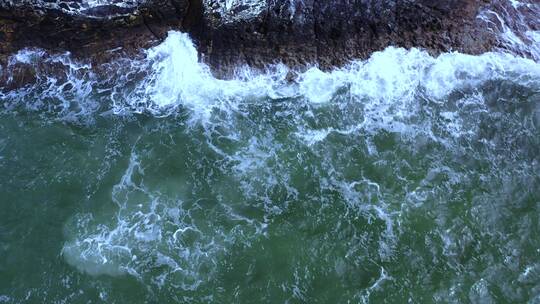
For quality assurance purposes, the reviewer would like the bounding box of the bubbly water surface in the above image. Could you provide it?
[1,31,540,303]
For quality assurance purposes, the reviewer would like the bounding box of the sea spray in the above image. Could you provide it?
[3,31,539,123]
[52,31,540,286]
[1,28,540,303]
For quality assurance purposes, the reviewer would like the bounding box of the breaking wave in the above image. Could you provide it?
[2,31,539,122]
[2,26,540,302]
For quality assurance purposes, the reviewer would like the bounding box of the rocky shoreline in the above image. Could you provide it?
[0,0,539,83]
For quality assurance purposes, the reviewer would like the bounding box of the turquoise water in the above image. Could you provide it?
[1,33,540,303]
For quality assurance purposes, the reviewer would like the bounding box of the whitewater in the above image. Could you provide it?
[1,19,540,303]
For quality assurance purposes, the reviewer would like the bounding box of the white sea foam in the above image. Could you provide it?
[1,49,97,122]
[3,29,537,286]
[2,0,144,17]
[62,149,256,286]
[3,30,539,124]
[2,2,540,301]
[116,31,291,121]
[7,49,46,66]
[478,0,540,61]
[204,0,266,24]
[102,30,540,138]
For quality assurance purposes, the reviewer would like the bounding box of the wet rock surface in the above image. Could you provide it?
[0,0,198,60]
[0,0,538,81]
[197,0,540,75]
[198,0,496,73]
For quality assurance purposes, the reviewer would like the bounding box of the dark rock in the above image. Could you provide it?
[193,0,503,75]
[0,0,200,65]
[0,0,538,85]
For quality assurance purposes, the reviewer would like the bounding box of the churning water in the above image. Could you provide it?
[1,29,540,303]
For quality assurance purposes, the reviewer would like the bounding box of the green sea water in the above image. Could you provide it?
[1,33,540,303]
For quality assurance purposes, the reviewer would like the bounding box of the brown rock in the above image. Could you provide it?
[0,0,538,87]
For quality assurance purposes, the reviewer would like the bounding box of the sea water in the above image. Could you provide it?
[1,25,540,303]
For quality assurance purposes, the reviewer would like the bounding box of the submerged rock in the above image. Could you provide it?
[0,0,538,81]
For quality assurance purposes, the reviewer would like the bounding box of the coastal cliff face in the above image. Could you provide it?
[198,0,495,70]
[197,0,540,71]
[0,0,199,61]
[0,0,538,78]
